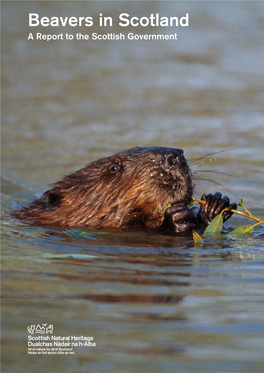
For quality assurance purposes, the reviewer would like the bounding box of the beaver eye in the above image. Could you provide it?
[109,164,122,173]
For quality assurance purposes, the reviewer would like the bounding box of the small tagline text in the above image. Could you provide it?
[28,32,178,41]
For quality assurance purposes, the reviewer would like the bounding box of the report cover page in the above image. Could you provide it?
[1,1,264,373]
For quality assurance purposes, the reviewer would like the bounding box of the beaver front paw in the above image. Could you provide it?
[197,192,237,226]
[163,202,196,233]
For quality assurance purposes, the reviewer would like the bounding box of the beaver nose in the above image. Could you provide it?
[164,149,185,167]
[166,148,184,158]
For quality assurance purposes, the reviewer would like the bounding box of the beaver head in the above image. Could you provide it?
[12,147,194,229]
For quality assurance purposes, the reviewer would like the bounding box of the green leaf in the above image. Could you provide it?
[192,230,203,248]
[188,200,195,207]
[227,224,256,236]
[203,214,223,237]
[164,203,171,211]
[238,199,244,208]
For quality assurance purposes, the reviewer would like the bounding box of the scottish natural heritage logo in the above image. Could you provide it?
[27,324,54,334]
[27,323,96,354]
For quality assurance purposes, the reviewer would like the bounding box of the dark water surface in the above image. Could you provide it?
[1,1,264,373]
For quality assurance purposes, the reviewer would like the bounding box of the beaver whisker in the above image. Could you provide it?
[184,138,203,158]
[193,170,237,179]
[189,156,222,165]
[188,147,242,165]
[194,176,234,196]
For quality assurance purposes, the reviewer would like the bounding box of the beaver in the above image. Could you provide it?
[11,146,237,233]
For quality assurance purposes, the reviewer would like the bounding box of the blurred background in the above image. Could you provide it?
[1,2,264,373]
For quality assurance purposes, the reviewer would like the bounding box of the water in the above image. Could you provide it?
[1,1,264,372]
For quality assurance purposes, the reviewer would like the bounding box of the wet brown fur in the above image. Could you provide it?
[11,147,194,229]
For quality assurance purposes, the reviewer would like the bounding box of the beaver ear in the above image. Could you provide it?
[42,189,63,211]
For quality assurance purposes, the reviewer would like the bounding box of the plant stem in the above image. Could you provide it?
[192,198,264,224]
